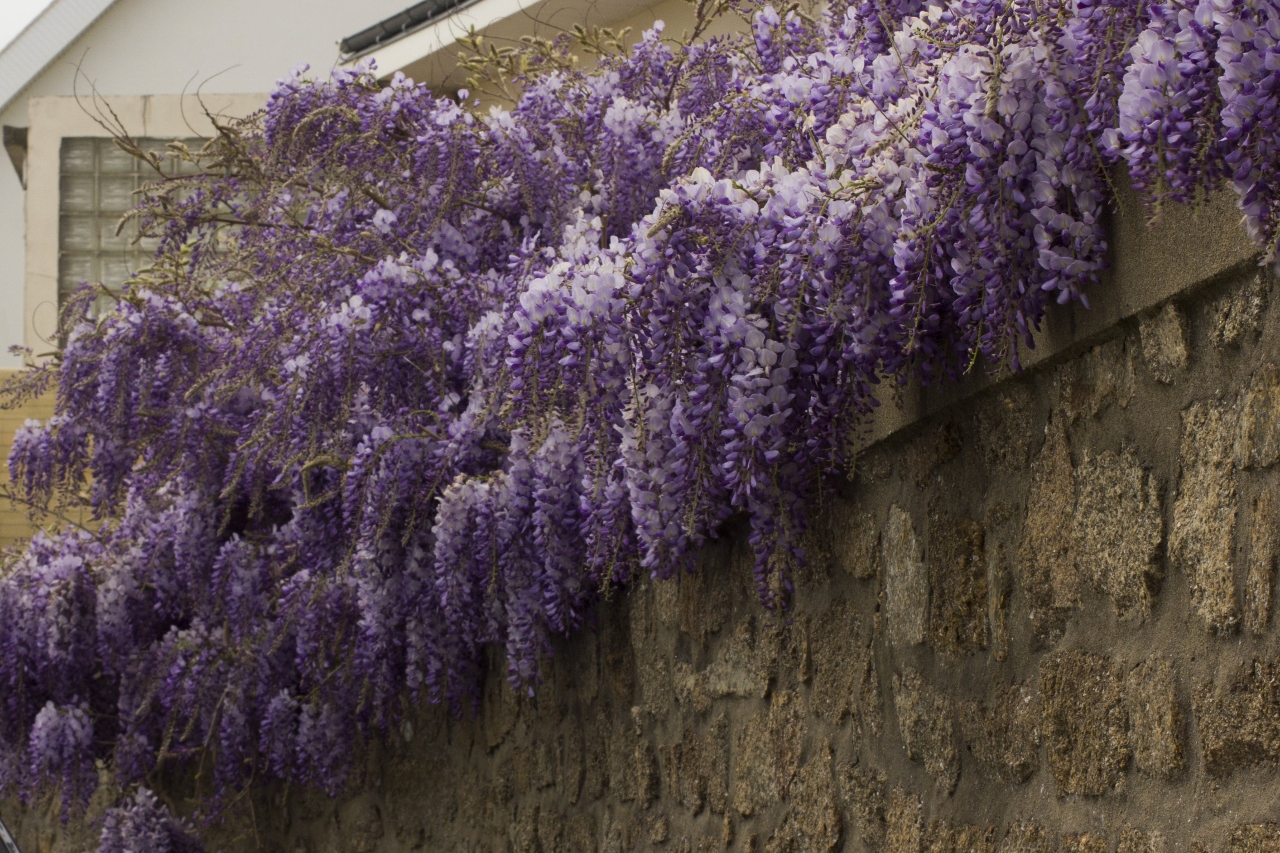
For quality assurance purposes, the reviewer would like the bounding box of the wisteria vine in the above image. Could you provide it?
[2,0,1277,845]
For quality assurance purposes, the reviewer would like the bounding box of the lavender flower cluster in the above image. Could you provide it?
[1,0,1275,845]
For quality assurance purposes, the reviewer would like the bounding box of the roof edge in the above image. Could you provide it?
[0,0,120,117]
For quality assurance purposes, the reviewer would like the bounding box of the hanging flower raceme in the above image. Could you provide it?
[7,0,1280,847]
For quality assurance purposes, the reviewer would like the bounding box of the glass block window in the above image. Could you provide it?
[58,137,202,308]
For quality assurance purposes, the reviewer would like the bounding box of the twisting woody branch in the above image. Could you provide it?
[0,0,1277,846]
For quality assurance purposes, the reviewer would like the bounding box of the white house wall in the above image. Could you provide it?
[0,0,413,366]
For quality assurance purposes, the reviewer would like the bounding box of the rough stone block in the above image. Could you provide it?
[998,821,1054,853]
[907,421,963,486]
[1061,834,1108,853]
[925,821,997,853]
[958,683,1039,784]
[1058,337,1135,421]
[510,803,541,853]
[988,543,1011,662]
[1140,302,1190,383]
[733,691,806,816]
[1229,825,1280,852]
[1018,417,1077,640]
[1237,365,1280,469]
[927,516,987,656]
[1039,650,1130,796]
[810,597,866,724]
[706,713,729,815]
[884,506,928,647]
[733,711,771,818]
[1248,488,1277,636]
[1211,272,1268,347]
[831,500,880,580]
[606,721,637,802]
[565,813,599,853]
[1172,401,1240,633]
[884,789,923,853]
[703,618,772,699]
[1124,656,1184,778]
[1072,448,1163,622]
[769,744,842,853]
[860,651,885,739]
[975,384,1035,473]
[1193,658,1280,776]
[838,763,887,852]
[893,667,959,793]
[636,737,659,809]
[667,724,707,815]
[679,561,730,647]
[1118,829,1167,853]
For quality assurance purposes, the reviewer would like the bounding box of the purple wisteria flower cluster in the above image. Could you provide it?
[1,0,1276,845]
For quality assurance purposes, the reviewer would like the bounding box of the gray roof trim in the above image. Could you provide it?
[0,0,120,116]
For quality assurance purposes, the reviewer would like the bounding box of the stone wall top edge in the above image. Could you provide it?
[865,182,1261,448]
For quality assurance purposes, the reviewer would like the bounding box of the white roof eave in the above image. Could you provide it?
[0,0,120,118]
[339,0,537,80]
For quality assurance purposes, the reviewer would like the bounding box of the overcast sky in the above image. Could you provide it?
[0,0,56,53]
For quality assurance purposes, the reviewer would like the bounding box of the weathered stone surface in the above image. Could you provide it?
[1018,416,1076,641]
[988,543,1011,662]
[1236,365,1280,469]
[337,800,384,853]
[1059,337,1135,421]
[975,385,1035,473]
[998,821,1054,853]
[810,597,866,724]
[702,618,773,699]
[885,506,928,647]
[1061,833,1109,852]
[706,713,729,815]
[566,813,599,852]
[861,651,886,739]
[1072,448,1163,622]
[884,789,924,853]
[831,500,880,580]
[733,711,772,817]
[1229,824,1280,852]
[733,691,806,816]
[958,683,1039,784]
[924,821,997,853]
[771,690,807,800]
[606,721,637,802]
[667,725,707,815]
[927,516,987,656]
[893,668,959,793]
[1140,302,1190,383]
[907,421,963,486]
[769,744,842,853]
[1194,659,1280,777]
[636,736,660,809]
[1125,656,1184,779]
[1172,400,1240,633]
[1212,272,1268,347]
[1040,650,1130,796]
[679,560,730,648]
[1118,829,1167,852]
[1248,489,1277,636]
[838,764,887,852]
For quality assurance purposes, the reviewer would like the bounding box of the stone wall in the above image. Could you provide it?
[11,257,1280,852]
